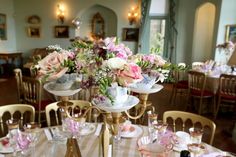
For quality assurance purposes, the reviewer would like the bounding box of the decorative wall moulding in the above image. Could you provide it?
[27,15,41,24]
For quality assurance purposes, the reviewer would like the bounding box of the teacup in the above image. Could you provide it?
[135,74,157,90]
[175,131,190,146]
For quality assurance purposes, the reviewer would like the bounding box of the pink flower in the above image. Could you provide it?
[154,55,167,66]
[117,63,143,86]
[142,54,155,63]
[67,51,76,60]
[116,52,128,59]
[37,51,68,81]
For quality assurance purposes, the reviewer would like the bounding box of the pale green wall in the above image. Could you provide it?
[215,0,236,64]
[175,0,221,65]
[78,5,117,39]
[0,0,17,52]
[12,0,139,58]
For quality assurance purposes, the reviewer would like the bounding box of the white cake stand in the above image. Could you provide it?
[44,82,81,97]
[129,84,163,94]
[92,95,139,113]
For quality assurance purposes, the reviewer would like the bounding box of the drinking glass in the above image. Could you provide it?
[24,122,41,157]
[6,119,20,157]
[16,131,31,157]
[147,113,158,142]
[189,127,203,144]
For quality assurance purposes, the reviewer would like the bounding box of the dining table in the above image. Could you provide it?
[1,123,233,157]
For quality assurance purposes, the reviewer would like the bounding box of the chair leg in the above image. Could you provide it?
[198,98,203,115]
[214,97,221,119]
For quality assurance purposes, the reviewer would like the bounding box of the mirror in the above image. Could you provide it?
[91,12,105,40]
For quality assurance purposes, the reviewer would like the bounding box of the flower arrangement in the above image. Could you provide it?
[132,54,171,83]
[216,41,235,54]
[95,57,143,104]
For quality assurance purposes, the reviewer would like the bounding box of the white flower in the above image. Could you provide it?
[106,57,127,70]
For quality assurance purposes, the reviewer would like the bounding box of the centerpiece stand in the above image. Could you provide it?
[44,82,84,157]
[129,84,164,124]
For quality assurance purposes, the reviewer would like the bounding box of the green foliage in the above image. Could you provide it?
[98,77,113,102]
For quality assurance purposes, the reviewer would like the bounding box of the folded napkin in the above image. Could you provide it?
[108,144,112,157]
[44,129,52,141]
[95,123,102,136]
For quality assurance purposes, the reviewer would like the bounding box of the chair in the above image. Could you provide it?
[14,68,52,123]
[0,104,35,137]
[169,64,189,105]
[163,110,216,145]
[45,100,92,127]
[187,70,215,115]
[215,74,236,119]
[14,68,23,103]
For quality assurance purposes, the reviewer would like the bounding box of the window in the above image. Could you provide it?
[148,0,168,56]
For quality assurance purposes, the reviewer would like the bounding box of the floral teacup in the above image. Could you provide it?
[107,83,128,106]
[135,74,157,90]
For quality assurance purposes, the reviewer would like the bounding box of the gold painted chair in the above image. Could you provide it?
[14,68,52,123]
[45,100,92,127]
[0,104,35,137]
[215,74,236,119]
[187,70,215,115]
[14,68,24,103]
[169,65,188,105]
[163,110,216,145]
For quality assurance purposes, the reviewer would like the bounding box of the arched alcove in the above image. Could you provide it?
[192,2,216,62]
[75,4,117,40]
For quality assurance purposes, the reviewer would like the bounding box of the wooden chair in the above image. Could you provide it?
[169,65,188,105]
[215,74,236,119]
[14,68,23,103]
[45,100,92,127]
[163,110,216,145]
[0,104,35,137]
[187,70,215,115]
[14,68,52,123]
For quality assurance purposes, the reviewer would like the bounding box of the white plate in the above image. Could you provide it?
[80,123,96,136]
[44,82,81,97]
[120,125,142,138]
[0,137,13,154]
[130,84,163,94]
[92,95,139,113]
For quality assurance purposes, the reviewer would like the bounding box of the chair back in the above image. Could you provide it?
[14,68,23,103]
[188,70,206,96]
[219,74,236,98]
[0,104,35,137]
[163,110,216,145]
[45,100,92,127]
[22,76,44,122]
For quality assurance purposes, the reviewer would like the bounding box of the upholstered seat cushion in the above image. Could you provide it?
[190,89,214,97]
[219,93,236,101]
[176,80,188,89]
[34,100,54,111]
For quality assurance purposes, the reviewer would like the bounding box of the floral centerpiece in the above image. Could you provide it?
[93,57,143,106]
[131,54,171,89]
[34,45,82,90]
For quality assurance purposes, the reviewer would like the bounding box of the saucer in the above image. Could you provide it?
[92,95,139,113]
[130,84,163,94]
[44,82,81,96]
[80,123,96,136]
[0,137,13,153]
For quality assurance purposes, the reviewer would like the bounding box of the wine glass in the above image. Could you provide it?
[16,131,31,157]
[147,112,158,142]
[6,119,20,156]
[24,122,41,157]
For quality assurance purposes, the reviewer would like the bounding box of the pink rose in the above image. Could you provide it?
[37,51,68,81]
[117,63,143,86]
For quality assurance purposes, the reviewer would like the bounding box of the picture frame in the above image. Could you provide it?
[0,13,7,40]
[28,26,40,38]
[55,25,69,38]
[122,28,139,41]
[27,15,41,24]
[225,24,236,43]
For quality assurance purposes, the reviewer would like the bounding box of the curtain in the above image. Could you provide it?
[138,0,151,53]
